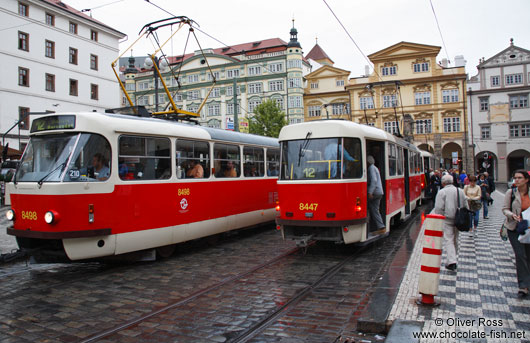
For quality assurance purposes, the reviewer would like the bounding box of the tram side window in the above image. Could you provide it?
[176,139,210,179]
[343,138,362,179]
[243,146,264,177]
[214,143,240,178]
[397,146,404,176]
[415,153,421,173]
[409,150,415,174]
[118,136,171,180]
[266,148,280,177]
[388,143,397,176]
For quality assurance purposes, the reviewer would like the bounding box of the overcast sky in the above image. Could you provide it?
[66,0,530,77]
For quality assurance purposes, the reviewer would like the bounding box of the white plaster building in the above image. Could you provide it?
[0,0,125,152]
[468,39,530,183]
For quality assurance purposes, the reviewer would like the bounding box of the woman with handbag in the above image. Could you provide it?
[502,169,530,298]
[477,174,490,219]
[464,175,482,232]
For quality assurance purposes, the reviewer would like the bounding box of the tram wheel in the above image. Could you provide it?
[156,244,176,259]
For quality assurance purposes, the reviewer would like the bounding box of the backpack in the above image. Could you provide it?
[455,188,472,231]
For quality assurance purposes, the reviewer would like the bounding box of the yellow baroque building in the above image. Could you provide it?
[346,42,470,171]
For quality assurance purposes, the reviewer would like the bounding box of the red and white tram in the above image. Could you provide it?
[275,120,423,246]
[6,112,279,262]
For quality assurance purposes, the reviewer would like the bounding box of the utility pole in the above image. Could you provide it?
[233,78,239,132]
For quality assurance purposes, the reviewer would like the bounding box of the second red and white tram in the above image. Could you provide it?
[6,112,279,262]
[275,120,423,246]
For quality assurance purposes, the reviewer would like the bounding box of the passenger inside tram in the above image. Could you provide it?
[186,160,204,178]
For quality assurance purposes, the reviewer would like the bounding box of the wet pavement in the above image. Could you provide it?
[0,204,428,342]
[388,190,530,342]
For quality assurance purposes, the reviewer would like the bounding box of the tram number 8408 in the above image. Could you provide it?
[299,203,318,211]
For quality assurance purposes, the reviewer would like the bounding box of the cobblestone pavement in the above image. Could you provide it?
[388,190,530,342]
[0,204,428,343]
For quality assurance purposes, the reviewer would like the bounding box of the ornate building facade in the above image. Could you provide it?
[122,25,311,131]
[346,42,469,171]
[468,39,530,183]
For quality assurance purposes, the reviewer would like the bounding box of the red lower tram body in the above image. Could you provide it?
[8,179,277,262]
[276,176,422,245]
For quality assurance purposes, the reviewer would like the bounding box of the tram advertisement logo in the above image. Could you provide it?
[179,198,189,213]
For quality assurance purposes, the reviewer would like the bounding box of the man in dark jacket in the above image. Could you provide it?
[484,172,495,205]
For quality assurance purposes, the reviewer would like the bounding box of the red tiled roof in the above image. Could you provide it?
[41,0,125,36]
[306,43,334,63]
[167,38,288,64]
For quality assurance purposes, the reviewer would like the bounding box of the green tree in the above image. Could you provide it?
[249,99,287,138]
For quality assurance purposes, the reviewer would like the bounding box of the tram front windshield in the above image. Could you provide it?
[280,137,362,180]
[16,133,111,182]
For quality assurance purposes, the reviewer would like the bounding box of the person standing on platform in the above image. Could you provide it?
[502,170,530,298]
[430,170,441,203]
[464,175,482,232]
[433,174,468,271]
[367,155,385,232]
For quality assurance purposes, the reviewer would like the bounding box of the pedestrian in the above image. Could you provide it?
[433,174,468,271]
[477,174,490,219]
[502,169,530,298]
[484,172,495,205]
[367,155,385,232]
[464,175,482,232]
[459,170,467,188]
[430,170,441,203]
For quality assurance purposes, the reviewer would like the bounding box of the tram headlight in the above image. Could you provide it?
[6,209,15,221]
[44,210,59,224]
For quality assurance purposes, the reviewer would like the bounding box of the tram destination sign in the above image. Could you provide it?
[30,115,76,133]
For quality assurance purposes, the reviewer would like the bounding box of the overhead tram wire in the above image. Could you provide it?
[144,0,351,123]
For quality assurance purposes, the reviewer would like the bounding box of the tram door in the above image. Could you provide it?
[366,140,386,231]
[404,148,411,215]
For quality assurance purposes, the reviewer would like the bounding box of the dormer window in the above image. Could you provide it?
[382,66,396,76]
[413,62,429,72]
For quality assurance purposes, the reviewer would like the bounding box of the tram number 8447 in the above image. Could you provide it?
[299,203,319,211]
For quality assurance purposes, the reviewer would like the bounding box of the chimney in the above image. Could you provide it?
[440,58,448,68]
[364,65,370,76]
[454,55,466,67]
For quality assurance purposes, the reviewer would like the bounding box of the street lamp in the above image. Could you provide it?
[144,56,168,113]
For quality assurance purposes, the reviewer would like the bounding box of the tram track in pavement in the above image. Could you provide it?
[78,245,302,343]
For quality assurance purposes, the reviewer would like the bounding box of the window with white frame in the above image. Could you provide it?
[273,97,284,109]
[138,81,150,90]
[414,92,431,105]
[187,105,199,114]
[336,80,345,87]
[227,69,240,78]
[415,119,432,134]
[211,87,220,98]
[384,121,399,134]
[249,99,262,112]
[310,82,319,89]
[187,74,199,83]
[332,103,349,115]
[509,124,530,138]
[227,102,240,115]
[382,66,397,76]
[506,74,523,85]
[383,94,397,108]
[442,89,459,103]
[364,122,375,127]
[226,85,240,96]
[207,103,220,116]
[187,90,200,100]
[268,63,283,73]
[360,96,374,110]
[481,126,491,139]
[287,59,302,69]
[288,78,302,88]
[173,93,182,101]
[288,95,302,108]
[510,94,528,108]
[207,71,220,81]
[137,96,149,106]
[268,80,283,92]
[479,97,489,111]
[491,76,500,87]
[443,117,460,132]
[308,105,321,117]
[413,62,429,72]
[157,94,167,104]
[125,83,135,91]
[248,82,262,94]
[248,65,261,76]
